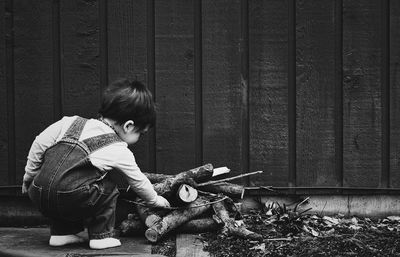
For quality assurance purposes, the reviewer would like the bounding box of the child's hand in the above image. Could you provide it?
[21,180,31,194]
[153,195,171,208]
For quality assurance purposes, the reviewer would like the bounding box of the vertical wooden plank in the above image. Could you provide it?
[53,0,62,120]
[288,0,296,190]
[194,0,203,166]
[343,0,382,187]
[107,0,150,172]
[203,0,242,176]
[390,0,400,187]
[380,0,389,188]
[240,0,249,183]
[60,0,100,117]
[147,0,156,172]
[335,0,344,189]
[14,0,54,183]
[0,0,8,185]
[99,0,107,93]
[155,0,196,173]
[296,0,337,187]
[108,0,147,83]
[249,0,289,186]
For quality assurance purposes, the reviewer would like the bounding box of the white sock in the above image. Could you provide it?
[89,238,121,250]
[49,235,85,246]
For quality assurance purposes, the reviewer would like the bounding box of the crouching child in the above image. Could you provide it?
[21,79,170,249]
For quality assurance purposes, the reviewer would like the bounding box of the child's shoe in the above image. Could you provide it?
[49,235,85,246]
[89,238,121,249]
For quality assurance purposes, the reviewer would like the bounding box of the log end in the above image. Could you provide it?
[177,184,198,203]
[145,228,159,243]
[145,214,162,228]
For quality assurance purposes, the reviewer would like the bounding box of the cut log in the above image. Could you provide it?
[119,214,146,235]
[120,217,222,237]
[145,196,212,243]
[199,182,245,199]
[135,198,170,228]
[175,217,223,233]
[145,172,244,199]
[144,165,229,184]
[212,200,263,241]
[152,164,214,198]
[144,173,174,183]
[177,184,198,203]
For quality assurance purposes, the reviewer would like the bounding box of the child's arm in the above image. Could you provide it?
[23,118,64,187]
[90,146,170,208]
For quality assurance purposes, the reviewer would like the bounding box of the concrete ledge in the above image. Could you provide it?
[1,194,400,227]
[241,195,400,218]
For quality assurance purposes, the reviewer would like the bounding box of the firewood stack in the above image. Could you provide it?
[119,164,263,243]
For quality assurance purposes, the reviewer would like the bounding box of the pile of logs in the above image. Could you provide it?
[119,164,263,243]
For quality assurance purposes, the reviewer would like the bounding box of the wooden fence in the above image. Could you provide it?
[1,0,400,194]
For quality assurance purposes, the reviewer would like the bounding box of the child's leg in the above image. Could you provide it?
[87,182,121,249]
[49,219,85,246]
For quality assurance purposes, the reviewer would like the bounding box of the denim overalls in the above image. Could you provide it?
[28,117,122,239]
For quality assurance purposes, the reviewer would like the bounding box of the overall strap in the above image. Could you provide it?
[62,116,88,141]
[83,133,123,153]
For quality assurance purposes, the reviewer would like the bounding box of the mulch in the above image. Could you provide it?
[201,204,400,257]
[151,199,400,257]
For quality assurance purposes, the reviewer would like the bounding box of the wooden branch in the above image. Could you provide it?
[197,170,263,187]
[145,196,212,243]
[135,197,170,228]
[152,164,214,198]
[199,182,245,199]
[119,214,146,235]
[119,217,222,237]
[144,164,231,185]
[212,200,263,241]
[144,173,174,183]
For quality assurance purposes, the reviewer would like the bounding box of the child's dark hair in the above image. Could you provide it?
[99,79,156,131]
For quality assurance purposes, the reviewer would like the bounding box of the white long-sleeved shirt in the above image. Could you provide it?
[23,116,158,204]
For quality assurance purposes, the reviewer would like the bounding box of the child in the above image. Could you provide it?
[21,79,170,249]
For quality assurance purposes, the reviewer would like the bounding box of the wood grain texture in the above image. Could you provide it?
[0,0,7,185]
[390,0,400,188]
[176,234,211,257]
[249,0,288,186]
[202,0,242,176]
[154,0,196,173]
[14,0,54,182]
[296,0,337,187]
[343,0,382,187]
[107,0,150,173]
[60,0,100,117]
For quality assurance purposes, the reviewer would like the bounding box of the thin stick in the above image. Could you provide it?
[266,237,293,241]
[122,196,229,210]
[197,171,263,187]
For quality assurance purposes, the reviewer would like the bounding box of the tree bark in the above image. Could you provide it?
[119,217,222,237]
[143,172,174,183]
[134,197,170,227]
[199,182,245,199]
[152,164,214,198]
[145,196,212,242]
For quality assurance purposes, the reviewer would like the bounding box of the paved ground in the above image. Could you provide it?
[0,227,210,257]
[0,227,164,257]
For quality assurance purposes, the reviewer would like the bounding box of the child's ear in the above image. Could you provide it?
[123,120,135,132]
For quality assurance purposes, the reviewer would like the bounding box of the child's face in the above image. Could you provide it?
[118,121,149,145]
